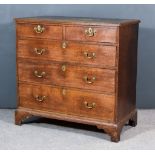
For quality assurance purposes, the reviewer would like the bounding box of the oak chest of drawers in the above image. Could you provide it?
[15,17,140,142]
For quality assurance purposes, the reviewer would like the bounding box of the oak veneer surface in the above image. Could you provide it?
[15,16,140,142]
[19,83,115,121]
[18,61,116,93]
[18,39,117,68]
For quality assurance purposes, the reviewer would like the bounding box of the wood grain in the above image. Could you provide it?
[17,38,117,68]
[65,26,118,43]
[19,83,115,121]
[18,61,116,93]
[116,24,139,122]
[17,23,62,40]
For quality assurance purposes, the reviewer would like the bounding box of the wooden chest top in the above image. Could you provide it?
[15,16,140,26]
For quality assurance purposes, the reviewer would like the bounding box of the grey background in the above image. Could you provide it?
[0,4,154,108]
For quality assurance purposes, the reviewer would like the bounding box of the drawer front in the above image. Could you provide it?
[17,23,62,40]
[19,83,115,121]
[18,39,117,68]
[18,62,116,93]
[65,26,117,43]
[17,39,62,59]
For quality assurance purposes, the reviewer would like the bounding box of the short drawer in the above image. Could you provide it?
[17,39,117,68]
[65,26,118,43]
[19,83,115,121]
[18,61,116,93]
[16,23,62,40]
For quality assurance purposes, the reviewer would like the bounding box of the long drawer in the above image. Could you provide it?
[17,39,117,68]
[19,83,115,121]
[18,61,116,93]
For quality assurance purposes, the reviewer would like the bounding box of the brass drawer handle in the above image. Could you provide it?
[83,76,96,84]
[84,101,96,109]
[61,64,66,72]
[85,27,96,37]
[34,25,45,33]
[34,48,45,55]
[83,51,96,59]
[62,42,67,49]
[34,70,46,78]
[35,95,46,102]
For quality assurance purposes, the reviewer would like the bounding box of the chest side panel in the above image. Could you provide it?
[116,24,139,122]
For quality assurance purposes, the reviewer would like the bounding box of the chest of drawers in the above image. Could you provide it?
[15,17,140,142]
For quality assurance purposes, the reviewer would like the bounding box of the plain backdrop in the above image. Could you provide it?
[0,4,154,108]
